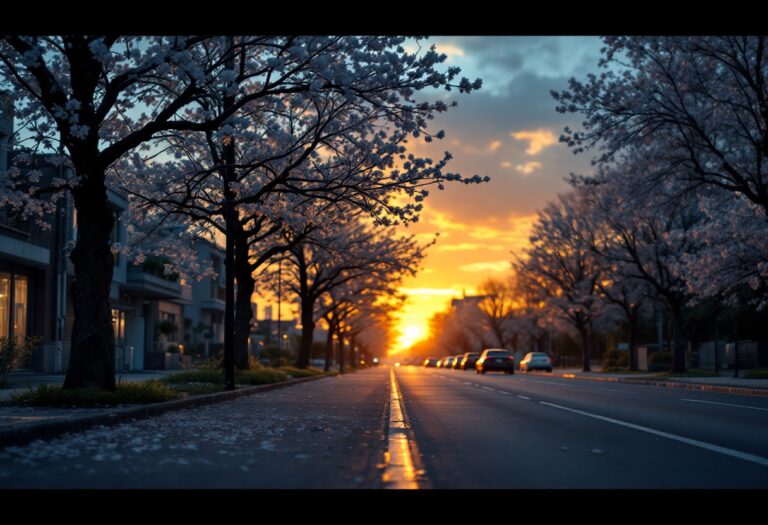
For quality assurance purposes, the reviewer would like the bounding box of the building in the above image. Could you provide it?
[182,237,226,359]
[1,99,231,372]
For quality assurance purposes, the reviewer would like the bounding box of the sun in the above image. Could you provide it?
[393,323,426,354]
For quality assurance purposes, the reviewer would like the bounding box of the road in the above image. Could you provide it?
[0,366,767,488]
[397,366,768,488]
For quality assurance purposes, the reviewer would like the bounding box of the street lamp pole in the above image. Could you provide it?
[277,259,282,367]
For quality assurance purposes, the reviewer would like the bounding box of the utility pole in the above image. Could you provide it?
[277,259,282,367]
[222,36,236,390]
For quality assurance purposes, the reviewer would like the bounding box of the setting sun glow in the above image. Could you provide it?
[395,324,426,354]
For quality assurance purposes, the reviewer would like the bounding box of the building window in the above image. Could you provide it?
[0,273,9,338]
[13,276,27,339]
[112,308,125,347]
[0,272,28,339]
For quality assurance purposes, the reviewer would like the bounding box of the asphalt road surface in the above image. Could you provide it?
[1,365,766,488]
[397,366,768,488]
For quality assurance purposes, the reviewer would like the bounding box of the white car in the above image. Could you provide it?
[519,352,553,372]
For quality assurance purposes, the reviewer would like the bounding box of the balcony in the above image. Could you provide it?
[123,265,182,299]
[199,296,225,312]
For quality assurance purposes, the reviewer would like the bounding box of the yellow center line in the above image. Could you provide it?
[383,368,420,489]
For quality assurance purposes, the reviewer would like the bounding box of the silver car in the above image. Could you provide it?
[519,352,553,372]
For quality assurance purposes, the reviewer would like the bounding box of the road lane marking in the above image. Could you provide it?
[499,391,511,395]
[539,401,768,468]
[681,399,768,412]
[517,395,531,401]
[481,386,497,392]
[384,369,426,489]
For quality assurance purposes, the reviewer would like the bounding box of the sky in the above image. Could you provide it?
[391,36,604,352]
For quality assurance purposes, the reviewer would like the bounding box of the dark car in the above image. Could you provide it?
[451,355,465,369]
[519,352,553,372]
[423,357,439,367]
[459,352,481,370]
[476,349,515,374]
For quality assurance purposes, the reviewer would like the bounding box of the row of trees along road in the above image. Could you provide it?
[0,36,486,390]
[417,37,768,374]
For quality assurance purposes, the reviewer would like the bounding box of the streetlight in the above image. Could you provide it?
[277,258,282,366]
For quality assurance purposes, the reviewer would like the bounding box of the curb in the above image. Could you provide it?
[529,371,768,397]
[0,373,331,449]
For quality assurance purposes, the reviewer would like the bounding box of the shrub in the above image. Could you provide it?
[279,366,323,378]
[0,336,40,387]
[649,352,673,364]
[157,320,178,336]
[744,369,768,379]
[162,369,224,385]
[616,353,629,367]
[10,380,176,407]
[602,349,620,369]
[237,368,287,385]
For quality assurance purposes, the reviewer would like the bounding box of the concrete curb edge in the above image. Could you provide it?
[532,371,768,397]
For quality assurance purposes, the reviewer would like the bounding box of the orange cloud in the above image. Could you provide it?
[399,287,461,297]
[515,161,542,175]
[458,260,511,273]
[437,242,504,252]
[488,140,503,152]
[510,128,557,155]
[428,210,467,232]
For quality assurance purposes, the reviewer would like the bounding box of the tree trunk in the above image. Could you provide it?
[233,232,254,370]
[670,304,687,374]
[337,326,344,374]
[578,324,592,372]
[627,313,639,371]
[324,321,334,372]
[296,296,315,368]
[349,334,357,370]
[64,177,116,391]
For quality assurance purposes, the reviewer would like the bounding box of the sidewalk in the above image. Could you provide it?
[533,367,768,396]
[0,369,330,449]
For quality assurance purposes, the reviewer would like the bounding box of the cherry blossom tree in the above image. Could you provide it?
[116,35,484,384]
[265,213,428,368]
[1,36,483,389]
[553,36,768,306]
[514,189,606,371]
[581,162,704,373]
[476,277,518,351]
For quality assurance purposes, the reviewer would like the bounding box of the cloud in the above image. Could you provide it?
[458,260,511,273]
[435,43,465,61]
[511,129,558,155]
[399,287,461,297]
[488,140,503,152]
[515,161,543,175]
[436,243,504,252]
[427,209,467,232]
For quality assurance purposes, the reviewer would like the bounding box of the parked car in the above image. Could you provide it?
[451,355,465,369]
[423,357,440,367]
[476,349,515,374]
[459,352,481,370]
[519,352,553,372]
